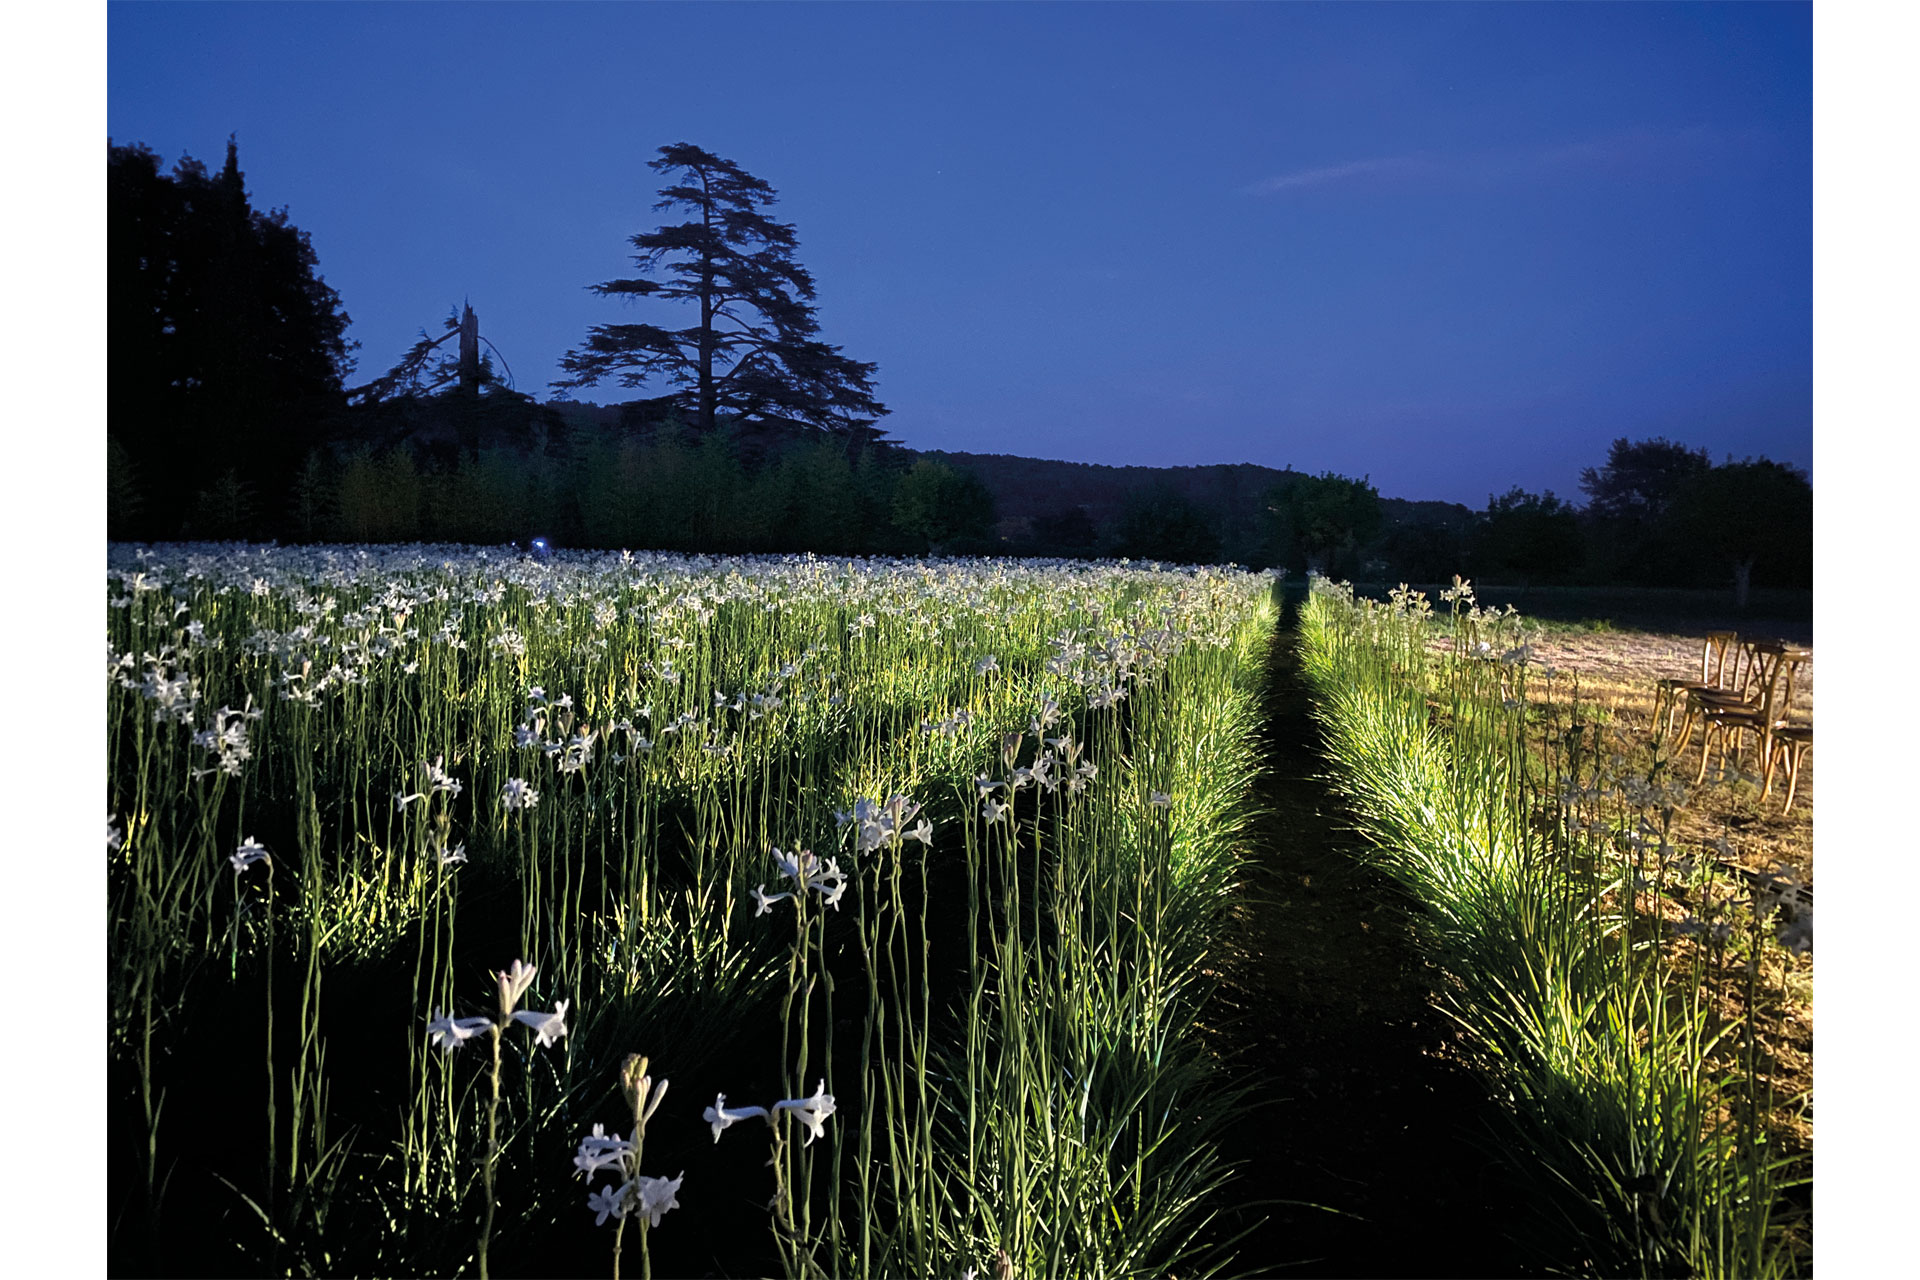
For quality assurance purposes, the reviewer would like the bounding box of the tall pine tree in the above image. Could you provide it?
[555,143,885,438]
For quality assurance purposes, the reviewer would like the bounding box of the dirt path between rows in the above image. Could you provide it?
[1202,600,1536,1279]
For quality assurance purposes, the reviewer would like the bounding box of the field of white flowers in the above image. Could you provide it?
[107,544,1277,1278]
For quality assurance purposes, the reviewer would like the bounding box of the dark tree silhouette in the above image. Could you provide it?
[1578,437,1712,523]
[1670,458,1812,606]
[890,458,997,553]
[108,138,355,537]
[1381,514,1469,584]
[1030,506,1099,557]
[1577,437,1713,584]
[348,304,559,463]
[1472,487,1585,584]
[556,143,885,437]
[1114,487,1222,564]
[1268,472,1383,573]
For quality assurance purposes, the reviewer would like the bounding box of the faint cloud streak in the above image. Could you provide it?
[1245,127,1735,197]
[1243,154,1433,195]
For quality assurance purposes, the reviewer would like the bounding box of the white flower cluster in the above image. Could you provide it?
[975,712,1101,822]
[837,795,932,855]
[189,701,261,779]
[575,1062,681,1229]
[753,846,850,914]
[396,754,465,809]
[425,958,568,1052]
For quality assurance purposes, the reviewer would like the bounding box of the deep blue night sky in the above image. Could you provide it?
[106,1,1812,507]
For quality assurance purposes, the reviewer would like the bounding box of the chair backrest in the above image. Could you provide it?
[1703,631,1738,688]
[1745,645,1795,723]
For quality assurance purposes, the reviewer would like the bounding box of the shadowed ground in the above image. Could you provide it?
[1203,596,1536,1279]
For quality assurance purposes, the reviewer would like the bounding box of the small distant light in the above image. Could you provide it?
[532,537,550,554]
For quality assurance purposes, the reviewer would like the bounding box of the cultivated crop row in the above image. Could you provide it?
[1298,577,1808,1279]
[108,544,1275,1278]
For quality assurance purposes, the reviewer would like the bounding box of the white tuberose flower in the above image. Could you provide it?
[496,959,538,1013]
[773,1079,837,1146]
[501,777,540,810]
[426,1011,494,1053]
[634,1172,684,1228]
[511,999,569,1047]
[230,837,270,873]
[703,1092,771,1143]
[586,1181,630,1226]
[574,1123,635,1179]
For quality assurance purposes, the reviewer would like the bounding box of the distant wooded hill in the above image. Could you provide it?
[543,403,1475,567]
[915,449,1472,565]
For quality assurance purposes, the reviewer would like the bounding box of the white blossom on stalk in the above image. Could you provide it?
[573,1123,635,1179]
[427,1012,495,1053]
[586,1181,630,1226]
[501,777,540,811]
[772,847,818,882]
[1000,732,1023,769]
[425,756,463,796]
[230,837,270,873]
[752,884,793,917]
[497,959,538,1012]
[634,1172,683,1227]
[773,1080,837,1146]
[109,815,123,852]
[511,1000,569,1047]
[702,1093,771,1143]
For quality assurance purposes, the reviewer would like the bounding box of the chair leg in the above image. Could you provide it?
[1780,743,1806,814]
[1664,692,1689,744]
[1676,704,1702,767]
[1695,720,1719,785]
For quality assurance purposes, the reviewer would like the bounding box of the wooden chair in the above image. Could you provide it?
[1767,723,1813,813]
[1675,634,1768,763]
[1692,639,1811,788]
[1653,630,1738,746]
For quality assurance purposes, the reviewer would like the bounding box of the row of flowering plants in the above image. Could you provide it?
[1296,576,1808,1278]
[107,542,1275,1277]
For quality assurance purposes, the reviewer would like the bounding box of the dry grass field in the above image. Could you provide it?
[1528,626,1813,883]
[1523,623,1814,1164]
